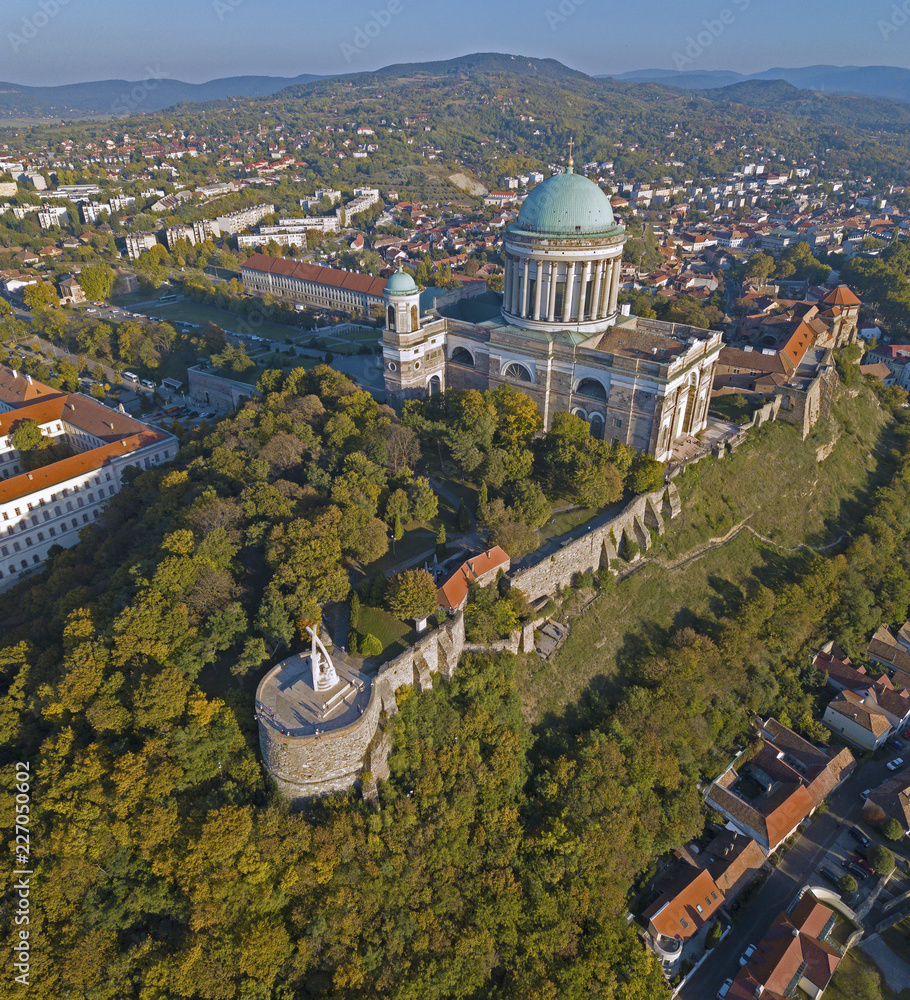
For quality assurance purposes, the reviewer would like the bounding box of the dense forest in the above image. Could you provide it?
[0,357,909,997]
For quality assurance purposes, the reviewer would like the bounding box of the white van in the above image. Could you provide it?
[123,372,139,383]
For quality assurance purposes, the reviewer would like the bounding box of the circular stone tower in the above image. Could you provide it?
[501,159,625,335]
[256,628,380,802]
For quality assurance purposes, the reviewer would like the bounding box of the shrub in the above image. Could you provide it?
[705,920,723,949]
[360,634,383,657]
[839,874,858,895]
[869,844,895,876]
[882,817,904,841]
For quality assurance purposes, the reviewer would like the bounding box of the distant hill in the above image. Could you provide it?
[0,73,327,118]
[369,52,590,83]
[605,64,910,103]
[697,78,910,131]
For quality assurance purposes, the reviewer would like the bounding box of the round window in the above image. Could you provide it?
[387,362,397,372]
[414,361,421,370]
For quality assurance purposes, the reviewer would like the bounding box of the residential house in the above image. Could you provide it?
[728,895,843,1000]
[868,624,910,677]
[57,275,85,305]
[705,718,855,854]
[823,690,892,750]
[642,865,725,970]
[863,764,910,838]
[436,547,511,613]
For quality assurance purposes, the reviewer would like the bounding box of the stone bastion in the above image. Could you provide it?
[257,485,679,801]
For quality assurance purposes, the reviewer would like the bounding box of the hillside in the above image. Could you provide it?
[608,64,910,103]
[523,382,896,725]
[0,73,326,119]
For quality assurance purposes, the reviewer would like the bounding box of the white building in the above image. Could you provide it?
[215,203,275,235]
[124,232,160,260]
[38,205,69,229]
[0,368,176,590]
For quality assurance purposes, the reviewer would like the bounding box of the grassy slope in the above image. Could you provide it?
[658,386,891,559]
[519,384,894,726]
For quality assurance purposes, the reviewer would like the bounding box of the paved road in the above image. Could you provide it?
[680,750,907,999]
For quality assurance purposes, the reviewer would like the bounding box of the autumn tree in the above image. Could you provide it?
[387,568,438,621]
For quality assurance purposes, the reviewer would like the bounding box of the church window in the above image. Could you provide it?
[576,378,607,401]
[451,347,474,367]
[503,362,533,383]
[613,418,622,428]
[387,362,397,372]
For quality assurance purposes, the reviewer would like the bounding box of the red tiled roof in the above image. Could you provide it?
[242,253,388,298]
[0,430,166,505]
[643,867,724,941]
[437,546,511,611]
[820,284,860,307]
[0,369,64,409]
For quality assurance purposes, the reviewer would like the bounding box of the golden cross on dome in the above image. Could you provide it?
[567,137,575,167]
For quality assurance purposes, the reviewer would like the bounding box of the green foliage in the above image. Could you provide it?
[24,281,59,311]
[387,568,438,621]
[77,262,115,301]
[360,632,383,657]
[868,844,895,876]
[629,454,666,495]
[839,873,859,895]
[705,919,724,949]
[881,817,904,841]
[212,342,255,376]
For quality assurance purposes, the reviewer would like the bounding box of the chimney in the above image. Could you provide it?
[11,369,17,379]
[25,375,32,385]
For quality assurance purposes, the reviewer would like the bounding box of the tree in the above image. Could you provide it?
[436,524,447,560]
[629,454,665,494]
[868,844,895,876]
[77,263,116,301]
[387,568,438,621]
[705,920,723,949]
[839,873,858,895]
[457,500,471,532]
[881,817,905,841]
[360,633,383,657]
[407,477,439,523]
[24,282,59,312]
[745,251,775,284]
[10,418,45,454]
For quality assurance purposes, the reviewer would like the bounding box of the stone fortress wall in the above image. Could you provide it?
[258,486,681,802]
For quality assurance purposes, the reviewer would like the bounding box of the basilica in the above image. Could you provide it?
[382,157,723,462]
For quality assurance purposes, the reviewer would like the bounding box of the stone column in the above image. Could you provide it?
[592,259,605,319]
[581,260,593,319]
[533,260,544,320]
[510,256,521,315]
[521,257,531,318]
[547,261,559,322]
[502,255,513,312]
[562,261,575,323]
[608,256,621,315]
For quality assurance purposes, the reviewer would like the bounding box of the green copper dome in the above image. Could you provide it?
[513,170,616,237]
[385,268,419,296]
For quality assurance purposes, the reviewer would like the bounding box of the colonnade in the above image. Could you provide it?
[502,254,622,324]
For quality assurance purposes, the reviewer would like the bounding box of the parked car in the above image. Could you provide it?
[848,827,872,849]
[819,866,841,888]
[739,944,757,966]
[887,757,905,771]
[851,853,875,875]
[845,862,868,882]
[861,788,872,799]
[888,737,905,750]
[140,379,155,389]
[718,980,733,999]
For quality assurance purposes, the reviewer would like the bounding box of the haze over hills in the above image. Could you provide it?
[605,65,910,103]
[0,73,326,119]
[2,52,910,133]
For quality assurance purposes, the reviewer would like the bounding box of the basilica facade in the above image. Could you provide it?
[382,162,723,462]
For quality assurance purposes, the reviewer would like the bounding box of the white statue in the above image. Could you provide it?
[307,626,339,692]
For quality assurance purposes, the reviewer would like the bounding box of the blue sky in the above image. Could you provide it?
[3,0,907,86]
